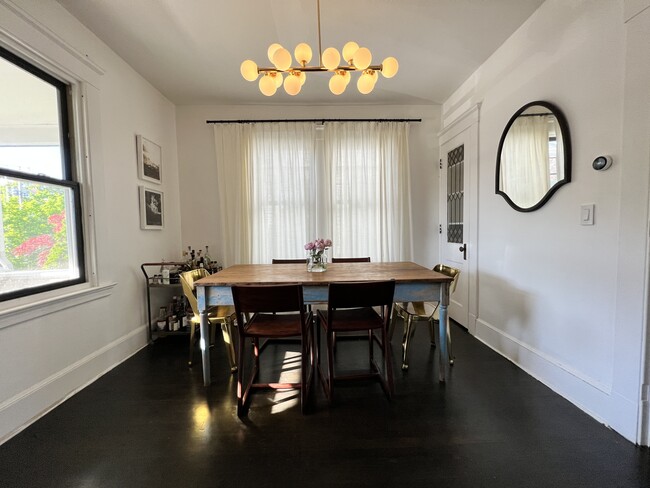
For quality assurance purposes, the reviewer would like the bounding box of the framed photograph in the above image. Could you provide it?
[139,186,164,230]
[136,134,162,184]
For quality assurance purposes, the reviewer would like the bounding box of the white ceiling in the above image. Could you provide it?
[55,0,544,106]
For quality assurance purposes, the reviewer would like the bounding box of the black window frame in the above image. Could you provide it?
[0,45,86,301]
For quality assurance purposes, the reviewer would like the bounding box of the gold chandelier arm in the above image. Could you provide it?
[258,64,383,74]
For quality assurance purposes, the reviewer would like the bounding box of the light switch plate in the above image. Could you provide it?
[581,204,595,225]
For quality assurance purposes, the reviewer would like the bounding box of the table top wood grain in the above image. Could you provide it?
[195,261,452,287]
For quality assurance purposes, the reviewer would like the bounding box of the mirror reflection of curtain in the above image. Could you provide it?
[500,115,551,208]
[213,121,411,266]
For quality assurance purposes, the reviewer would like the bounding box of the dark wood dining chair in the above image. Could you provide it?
[317,280,395,403]
[231,284,314,417]
[389,264,460,370]
[331,257,371,263]
[271,258,307,264]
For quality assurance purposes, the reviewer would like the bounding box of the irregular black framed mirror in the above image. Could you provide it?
[496,101,571,212]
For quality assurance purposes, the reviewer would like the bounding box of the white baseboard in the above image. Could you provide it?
[0,325,147,445]
[475,318,640,444]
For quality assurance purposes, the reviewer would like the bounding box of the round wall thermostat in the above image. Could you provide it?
[592,155,612,171]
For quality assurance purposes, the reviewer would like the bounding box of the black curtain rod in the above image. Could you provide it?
[206,118,421,124]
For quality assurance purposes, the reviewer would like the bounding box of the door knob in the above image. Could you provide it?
[459,243,467,260]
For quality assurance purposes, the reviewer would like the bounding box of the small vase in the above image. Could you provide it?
[307,251,328,272]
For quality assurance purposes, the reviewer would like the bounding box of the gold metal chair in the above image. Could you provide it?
[389,264,460,370]
[180,269,237,373]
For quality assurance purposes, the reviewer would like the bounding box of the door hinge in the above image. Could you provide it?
[439,224,442,234]
[439,159,442,170]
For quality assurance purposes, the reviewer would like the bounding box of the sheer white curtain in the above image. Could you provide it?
[214,123,251,267]
[500,115,551,208]
[324,122,412,261]
[214,122,316,265]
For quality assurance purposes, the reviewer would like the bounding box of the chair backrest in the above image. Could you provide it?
[433,264,461,294]
[272,258,307,264]
[331,257,371,263]
[327,280,395,314]
[180,268,210,316]
[232,284,306,315]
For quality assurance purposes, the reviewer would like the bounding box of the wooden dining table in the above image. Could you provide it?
[195,261,453,386]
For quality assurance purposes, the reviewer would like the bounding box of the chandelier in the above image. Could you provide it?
[239,0,399,97]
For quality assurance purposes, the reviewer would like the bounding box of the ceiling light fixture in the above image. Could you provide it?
[240,0,398,96]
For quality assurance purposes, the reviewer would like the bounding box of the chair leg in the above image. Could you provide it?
[188,323,197,367]
[383,326,394,398]
[388,305,399,340]
[253,338,260,382]
[220,318,238,373]
[401,316,415,370]
[210,321,217,347]
[301,335,309,414]
[428,318,436,348]
[236,331,246,418]
[326,330,335,403]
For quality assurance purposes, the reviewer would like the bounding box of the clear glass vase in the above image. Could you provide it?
[307,250,328,272]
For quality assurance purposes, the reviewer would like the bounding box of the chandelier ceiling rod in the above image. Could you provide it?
[240,0,399,96]
[317,0,323,67]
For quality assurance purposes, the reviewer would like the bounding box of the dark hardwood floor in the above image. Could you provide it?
[1,321,648,487]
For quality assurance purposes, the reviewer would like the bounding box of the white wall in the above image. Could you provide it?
[175,104,441,268]
[442,0,650,443]
[0,0,182,443]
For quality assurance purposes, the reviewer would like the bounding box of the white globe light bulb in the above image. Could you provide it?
[341,70,351,86]
[357,72,375,94]
[296,71,307,86]
[284,74,302,96]
[272,47,292,71]
[381,57,399,78]
[240,60,258,81]
[353,47,372,70]
[273,71,284,88]
[259,75,277,96]
[267,43,283,63]
[322,47,341,70]
[342,41,359,64]
[329,73,346,95]
[294,43,313,65]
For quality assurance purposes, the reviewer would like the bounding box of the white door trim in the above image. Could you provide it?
[438,103,480,335]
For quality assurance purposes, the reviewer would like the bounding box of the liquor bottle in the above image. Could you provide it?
[161,260,170,284]
[204,246,212,268]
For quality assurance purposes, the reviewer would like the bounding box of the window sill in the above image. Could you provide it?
[0,282,116,330]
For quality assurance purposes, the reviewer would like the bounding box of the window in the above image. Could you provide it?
[0,46,85,301]
[213,121,411,265]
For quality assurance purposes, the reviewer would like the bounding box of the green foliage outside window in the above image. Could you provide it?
[1,181,68,270]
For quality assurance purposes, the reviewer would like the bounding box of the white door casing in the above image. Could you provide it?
[439,105,479,334]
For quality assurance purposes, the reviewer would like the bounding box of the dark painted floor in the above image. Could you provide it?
[1,321,648,487]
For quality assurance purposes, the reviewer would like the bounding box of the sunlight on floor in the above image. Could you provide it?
[270,350,301,414]
[192,403,211,440]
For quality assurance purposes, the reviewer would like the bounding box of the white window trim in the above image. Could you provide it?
[0,3,106,313]
[0,281,116,330]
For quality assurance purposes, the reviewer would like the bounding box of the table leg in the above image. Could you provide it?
[437,282,449,382]
[199,310,211,386]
